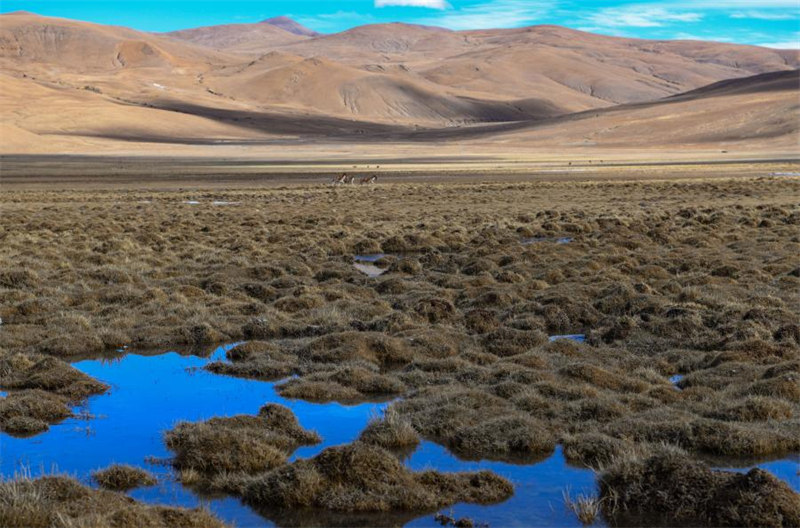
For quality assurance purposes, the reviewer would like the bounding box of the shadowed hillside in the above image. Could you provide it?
[0,12,798,154]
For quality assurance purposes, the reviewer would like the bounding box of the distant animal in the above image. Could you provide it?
[360,174,378,184]
[332,173,348,185]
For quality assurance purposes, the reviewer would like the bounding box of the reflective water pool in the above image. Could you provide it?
[521,237,574,246]
[548,334,586,343]
[1,345,797,527]
[353,262,388,277]
[354,254,389,277]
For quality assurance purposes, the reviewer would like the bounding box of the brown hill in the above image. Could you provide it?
[261,16,319,37]
[202,53,564,123]
[164,20,307,53]
[165,19,798,115]
[477,69,800,150]
[1,12,798,155]
[279,24,798,108]
[0,12,234,73]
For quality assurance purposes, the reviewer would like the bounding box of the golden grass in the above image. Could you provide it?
[0,469,227,528]
[91,464,157,491]
[1,174,799,520]
[598,446,800,526]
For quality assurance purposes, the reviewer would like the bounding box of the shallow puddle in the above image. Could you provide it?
[1,345,797,527]
[669,374,684,388]
[354,254,389,277]
[549,334,586,343]
[522,237,573,246]
[354,254,387,262]
[353,262,387,277]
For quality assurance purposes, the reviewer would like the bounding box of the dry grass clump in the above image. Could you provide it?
[207,341,297,381]
[598,447,800,526]
[91,464,157,491]
[0,390,72,436]
[1,177,799,482]
[300,331,413,367]
[278,365,405,403]
[165,404,320,479]
[562,433,637,469]
[242,441,513,512]
[0,351,108,435]
[359,407,420,451]
[397,387,556,460]
[0,352,108,399]
[563,490,602,525]
[0,472,227,528]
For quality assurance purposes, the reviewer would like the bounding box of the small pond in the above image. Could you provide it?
[1,345,797,527]
[521,237,573,246]
[548,334,586,343]
[354,254,390,277]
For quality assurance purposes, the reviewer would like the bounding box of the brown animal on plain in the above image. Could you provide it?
[360,175,378,184]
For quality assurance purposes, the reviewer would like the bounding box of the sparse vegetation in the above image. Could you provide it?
[563,490,602,525]
[166,404,320,481]
[91,464,157,491]
[0,470,227,527]
[0,352,108,435]
[359,407,420,451]
[2,175,799,524]
[241,441,513,512]
[598,446,800,526]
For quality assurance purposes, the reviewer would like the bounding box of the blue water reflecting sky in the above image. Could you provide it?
[1,345,797,527]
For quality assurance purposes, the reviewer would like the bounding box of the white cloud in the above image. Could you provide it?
[294,11,379,32]
[730,10,796,20]
[375,0,450,9]
[417,0,556,30]
[757,31,800,48]
[758,41,800,48]
[586,5,703,28]
[683,0,797,7]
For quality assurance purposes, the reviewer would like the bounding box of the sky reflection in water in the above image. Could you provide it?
[1,344,797,527]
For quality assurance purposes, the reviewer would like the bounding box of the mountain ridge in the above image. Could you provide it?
[1,12,798,154]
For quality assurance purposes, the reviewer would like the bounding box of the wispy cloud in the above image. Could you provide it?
[682,0,797,7]
[757,31,800,49]
[375,0,450,9]
[294,11,379,33]
[586,5,703,28]
[758,41,800,49]
[417,0,556,30]
[730,10,796,20]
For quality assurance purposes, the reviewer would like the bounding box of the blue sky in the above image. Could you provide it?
[3,0,798,48]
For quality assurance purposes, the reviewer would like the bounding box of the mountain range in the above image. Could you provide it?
[1,11,798,155]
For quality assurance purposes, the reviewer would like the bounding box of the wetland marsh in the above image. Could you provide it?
[1,173,799,526]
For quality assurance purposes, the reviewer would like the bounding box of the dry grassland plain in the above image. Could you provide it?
[1,168,799,526]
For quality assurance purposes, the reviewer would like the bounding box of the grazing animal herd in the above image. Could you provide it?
[332,173,378,185]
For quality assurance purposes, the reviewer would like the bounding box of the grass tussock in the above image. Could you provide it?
[599,447,800,526]
[0,351,109,435]
[1,178,798,509]
[91,464,157,491]
[166,404,320,480]
[359,407,420,451]
[563,490,602,525]
[0,471,227,528]
[242,441,513,512]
